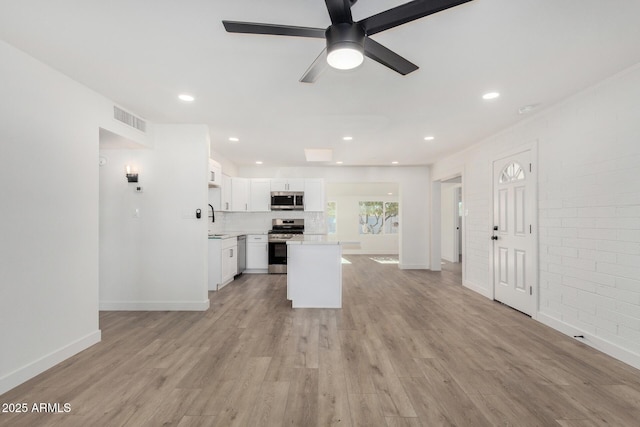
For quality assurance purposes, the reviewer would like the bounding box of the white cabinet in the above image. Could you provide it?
[231,177,249,211]
[220,174,232,212]
[221,242,238,285]
[208,237,238,291]
[304,179,325,212]
[217,176,324,212]
[208,159,222,187]
[250,179,271,212]
[271,178,304,192]
[246,234,268,273]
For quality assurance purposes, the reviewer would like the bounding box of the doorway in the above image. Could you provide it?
[431,174,464,283]
[325,182,399,257]
[441,177,462,264]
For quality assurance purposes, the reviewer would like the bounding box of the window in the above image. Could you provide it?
[499,162,525,183]
[384,202,399,234]
[359,201,399,234]
[327,201,337,234]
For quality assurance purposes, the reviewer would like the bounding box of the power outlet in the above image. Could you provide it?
[135,186,143,193]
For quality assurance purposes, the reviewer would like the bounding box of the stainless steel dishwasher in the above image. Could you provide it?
[236,235,246,277]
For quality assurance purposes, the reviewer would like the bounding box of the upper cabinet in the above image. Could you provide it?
[271,178,305,192]
[231,177,250,212]
[303,179,325,212]
[250,179,271,212]
[208,159,222,187]
[211,172,325,213]
[220,174,232,211]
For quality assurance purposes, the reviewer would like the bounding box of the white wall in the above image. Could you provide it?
[99,125,210,310]
[432,63,640,369]
[0,40,124,394]
[239,166,430,269]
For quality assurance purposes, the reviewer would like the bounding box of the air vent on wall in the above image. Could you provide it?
[113,106,146,132]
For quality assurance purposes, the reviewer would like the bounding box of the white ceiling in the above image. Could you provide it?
[2,0,640,167]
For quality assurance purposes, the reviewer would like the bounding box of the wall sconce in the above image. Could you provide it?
[125,165,139,183]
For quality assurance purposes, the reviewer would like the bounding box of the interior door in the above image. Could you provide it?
[492,150,535,315]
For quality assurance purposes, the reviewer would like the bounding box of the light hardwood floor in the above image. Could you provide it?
[2,256,640,426]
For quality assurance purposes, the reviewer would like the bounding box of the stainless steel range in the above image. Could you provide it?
[268,218,304,274]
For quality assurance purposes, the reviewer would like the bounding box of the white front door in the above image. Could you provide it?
[492,150,536,316]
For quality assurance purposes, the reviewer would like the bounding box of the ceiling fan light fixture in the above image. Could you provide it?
[325,23,365,71]
[327,45,364,70]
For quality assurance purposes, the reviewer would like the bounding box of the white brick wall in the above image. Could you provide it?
[432,63,640,368]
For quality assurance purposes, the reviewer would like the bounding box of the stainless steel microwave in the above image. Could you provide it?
[270,191,304,210]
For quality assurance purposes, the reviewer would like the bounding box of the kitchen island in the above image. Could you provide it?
[286,235,342,308]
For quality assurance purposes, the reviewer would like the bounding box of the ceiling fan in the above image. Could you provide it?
[223,0,473,83]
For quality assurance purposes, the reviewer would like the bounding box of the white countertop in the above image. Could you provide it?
[286,235,358,245]
[208,231,268,239]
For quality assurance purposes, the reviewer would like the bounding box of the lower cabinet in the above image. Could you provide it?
[246,234,268,273]
[208,237,238,291]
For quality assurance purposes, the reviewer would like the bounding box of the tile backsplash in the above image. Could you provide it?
[207,210,326,235]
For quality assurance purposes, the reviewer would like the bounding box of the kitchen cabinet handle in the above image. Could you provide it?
[230,248,234,257]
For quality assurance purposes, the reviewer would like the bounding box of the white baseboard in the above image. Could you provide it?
[0,330,101,395]
[399,264,429,270]
[463,279,492,299]
[537,312,640,370]
[99,299,210,311]
[243,269,268,274]
[342,250,399,255]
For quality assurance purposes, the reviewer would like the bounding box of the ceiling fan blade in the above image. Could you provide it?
[325,0,353,24]
[300,49,328,83]
[364,37,418,75]
[359,0,473,36]
[222,21,326,38]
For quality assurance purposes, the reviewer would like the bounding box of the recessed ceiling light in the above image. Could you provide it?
[424,136,435,141]
[391,161,399,165]
[336,161,343,164]
[482,92,500,100]
[387,192,393,195]
[178,94,195,102]
[228,137,239,142]
[255,161,263,165]
[343,136,353,141]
